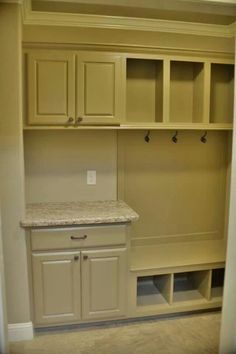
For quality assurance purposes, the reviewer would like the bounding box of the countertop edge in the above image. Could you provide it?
[20,216,139,228]
[20,200,139,228]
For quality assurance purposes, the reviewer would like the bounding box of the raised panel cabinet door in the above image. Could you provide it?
[81,248,127,320]
[27,51,75,125]
[76,52,125,125]
[32,252,81,325]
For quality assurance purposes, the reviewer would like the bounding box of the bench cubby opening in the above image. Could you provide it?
[137,274,172,307]
[173,270,210,303]
[133,266,224,315]
[211,268,225,300]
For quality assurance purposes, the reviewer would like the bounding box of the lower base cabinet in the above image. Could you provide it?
[32,248,127,326]
[81,248,127,320]
[30,226,224,327]
[32,252,81,325]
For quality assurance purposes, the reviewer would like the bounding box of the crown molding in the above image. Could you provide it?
[22,0,235,38]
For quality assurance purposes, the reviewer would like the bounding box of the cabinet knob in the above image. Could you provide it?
[76,117,83,124]
[83,255,88,260]
[74,255,79,261]
[67,117,74,124]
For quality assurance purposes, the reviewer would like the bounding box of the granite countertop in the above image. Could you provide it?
[21,200,139,228]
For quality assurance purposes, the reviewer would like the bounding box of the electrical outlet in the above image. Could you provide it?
[87,170,96,185]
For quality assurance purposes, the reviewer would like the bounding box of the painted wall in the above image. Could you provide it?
[219,38,236,354]
[0,4,31,325]
[24,130,117,203]
[118,130,230,245]
[0,209,9,354]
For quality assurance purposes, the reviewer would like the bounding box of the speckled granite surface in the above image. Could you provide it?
[21,200,139,228]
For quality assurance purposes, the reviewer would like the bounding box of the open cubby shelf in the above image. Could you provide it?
[137,274,172,307]
[169,61,204,124]
[173,271,209,303]
[136,268,224,310]
[125,57,234,128]
[211,268,225,300]
[137,276,169,307]
[210,63,234,124]
[126,58,163,124]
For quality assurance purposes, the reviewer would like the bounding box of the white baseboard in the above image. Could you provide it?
[8,322,34,342]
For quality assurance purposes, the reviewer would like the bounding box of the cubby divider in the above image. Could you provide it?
[210,268,225,300]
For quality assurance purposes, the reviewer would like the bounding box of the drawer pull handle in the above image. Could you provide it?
[83,255,88,260]
[74,255,79,261]
[71,235,87,241]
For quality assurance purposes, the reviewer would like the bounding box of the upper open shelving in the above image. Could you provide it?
[210,63,234,125]
[125,56,234,128]
[169,61,204,124]
[126,58,163,124]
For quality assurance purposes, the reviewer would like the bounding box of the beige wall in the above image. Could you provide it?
[118,130,230,245]
[24,130,117,203]
[0,209,9,354]
[0,4,31,324]
[219,39,236,354]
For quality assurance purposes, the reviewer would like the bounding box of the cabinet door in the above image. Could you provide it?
[81,248,127,320]
[32,252,81,325]
[76,52,125,125]
[27,51,75,125]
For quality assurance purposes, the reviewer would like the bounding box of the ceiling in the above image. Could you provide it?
[31,0,236,25]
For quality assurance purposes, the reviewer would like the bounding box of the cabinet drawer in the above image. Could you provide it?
[31,225,127,251]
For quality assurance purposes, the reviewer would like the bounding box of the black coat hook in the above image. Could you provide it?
[172,131,178,143]
[144,130,150,143]
[200,131,207,144]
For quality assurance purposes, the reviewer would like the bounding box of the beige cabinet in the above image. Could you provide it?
[27,51,75,125]
[32,251,81,325]
[26,50,125,126]
[30,225,128,326]
[76,52,125,125]
[26,49,233,129]
[81,248,127,320]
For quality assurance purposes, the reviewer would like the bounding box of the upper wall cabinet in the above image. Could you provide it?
[25,49,234,129]
[27,51,76,125]
[76,52,125,125]
[26,50,125,126]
